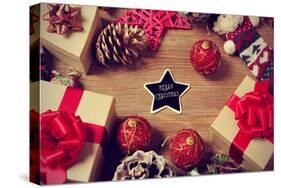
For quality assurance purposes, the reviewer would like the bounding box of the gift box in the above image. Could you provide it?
[211,76,274,171]
[30,81,116,184]
[39,3,102,73]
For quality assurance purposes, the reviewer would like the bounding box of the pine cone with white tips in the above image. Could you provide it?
[113,150,174,181]
[96,23,146,66]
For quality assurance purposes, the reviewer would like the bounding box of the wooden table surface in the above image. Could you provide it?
[54,9,274,180]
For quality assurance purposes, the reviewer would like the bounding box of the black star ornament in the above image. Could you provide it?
[144,69,190,114]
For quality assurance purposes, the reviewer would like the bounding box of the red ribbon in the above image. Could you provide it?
[40,87,107,184]
[30,110,40,183]
[226,80,274,164]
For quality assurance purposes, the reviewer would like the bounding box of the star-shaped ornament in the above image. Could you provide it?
[118,10,192,52]
[144,69,190,114]
[43,4,83,35]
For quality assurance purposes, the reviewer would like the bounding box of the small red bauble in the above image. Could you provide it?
[117,115,153,153]
[189,40,221,75]
[169,129,204,169]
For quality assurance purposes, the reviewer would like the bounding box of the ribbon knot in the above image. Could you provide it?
[234,89,273,140]
[40,110,86,184]
[227,80,274,164]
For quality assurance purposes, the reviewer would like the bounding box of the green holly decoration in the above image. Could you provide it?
[212,153,229,165]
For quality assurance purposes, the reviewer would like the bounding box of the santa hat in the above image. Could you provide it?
[223,16,259,55]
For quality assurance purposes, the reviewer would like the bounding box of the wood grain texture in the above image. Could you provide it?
[53,8,274,180]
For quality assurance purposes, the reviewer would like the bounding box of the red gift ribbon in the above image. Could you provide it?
[40,87,107,184]
[30,110,40,183]
[226,80,274,164]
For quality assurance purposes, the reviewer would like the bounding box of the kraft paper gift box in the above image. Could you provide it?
[30,81,116,184]
[211,76,274,171]
[39,3,102,73]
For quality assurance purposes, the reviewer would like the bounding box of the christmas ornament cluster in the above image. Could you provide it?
[115,115,207,176]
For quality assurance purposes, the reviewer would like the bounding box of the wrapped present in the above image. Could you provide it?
[30,81,116,184]
[211,76,273,171]
[40,3,102,73]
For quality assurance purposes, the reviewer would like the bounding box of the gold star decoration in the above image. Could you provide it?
[43,4,83,35]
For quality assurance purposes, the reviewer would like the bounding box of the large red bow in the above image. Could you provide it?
[30,110,40,184]
[40,110,86,184]
[235,90,273,140]
[227,80,274,164]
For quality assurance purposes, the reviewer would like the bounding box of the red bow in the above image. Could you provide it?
[40,110,86,184]
[235,91,273,140]
[227,80,274,164]
[30,110,40,183]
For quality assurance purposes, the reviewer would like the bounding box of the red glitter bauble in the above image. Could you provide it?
[117,115,153,153]
[189,39,221,75]
[169,129,204,169]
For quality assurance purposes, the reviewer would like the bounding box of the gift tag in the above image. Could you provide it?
[144,69,190,114]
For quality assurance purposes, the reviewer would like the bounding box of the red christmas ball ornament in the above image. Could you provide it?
[169,129,204,169]
[117,115,153,153]
[190,39,221,75]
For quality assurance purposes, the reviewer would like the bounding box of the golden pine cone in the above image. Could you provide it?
[96,23,146,66]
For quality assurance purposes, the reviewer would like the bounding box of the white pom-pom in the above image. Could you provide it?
[249,16,260,27]
[223,40,236,55]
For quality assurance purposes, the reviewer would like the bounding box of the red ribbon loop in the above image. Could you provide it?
[234,90,273,140]
[40,110,86,184]
[227,80,274,164]
[30,110,40,183]
[38,86,108,184]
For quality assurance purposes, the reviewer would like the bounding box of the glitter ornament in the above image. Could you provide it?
[117,115,153,153]
[169,129,204,169]
[189,40,221,75]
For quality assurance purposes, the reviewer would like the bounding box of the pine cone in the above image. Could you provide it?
[113,150,174,181]
[96,23,146,66]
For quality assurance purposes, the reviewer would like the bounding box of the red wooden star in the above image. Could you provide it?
[118,9,192,52]
[43,4,83,35]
